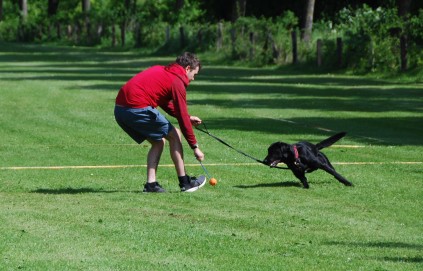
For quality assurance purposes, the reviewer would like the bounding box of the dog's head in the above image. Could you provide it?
[263,142,291,167]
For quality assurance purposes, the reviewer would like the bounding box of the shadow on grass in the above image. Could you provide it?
[31,187,134,194]
[196,116,422,146]
[326,241,423,263]
[379,256,423,263]
[234,181,302,189]
[326,241,423,250]
[2,43,422,146]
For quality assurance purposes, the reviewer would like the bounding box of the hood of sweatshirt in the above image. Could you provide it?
[165,63,189,87]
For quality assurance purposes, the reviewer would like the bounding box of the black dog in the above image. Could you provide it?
[263,132,352,188]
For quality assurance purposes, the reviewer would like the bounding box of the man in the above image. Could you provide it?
[114,52,206,193]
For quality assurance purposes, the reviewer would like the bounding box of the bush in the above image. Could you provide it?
[202,13,298,66]
[407,10,423,69]
[0,18,19,41]
[336,5,402,73]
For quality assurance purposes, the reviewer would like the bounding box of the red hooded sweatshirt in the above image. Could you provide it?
[115,63,197,147]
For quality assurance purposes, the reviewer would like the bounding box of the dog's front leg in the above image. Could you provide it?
[300,177,310,189]
[291,168,309,189]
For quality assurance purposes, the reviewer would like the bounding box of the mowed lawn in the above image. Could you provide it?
[0,43,422,270]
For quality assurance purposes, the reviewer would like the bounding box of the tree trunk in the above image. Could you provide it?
[398,0,412,17]
[291,31,297,64]
[48,0,59,16]
[134,21,141,48]
[119,0,132,47]
[216,22,223,50]
[17,0,28,41]
[231,0,246,23]
[120,22,126,47]
[82,0,91,41]
[302,0,315,43]
[57,23,61,39]
[316,39,322,66]
[20,0,28,21]
[111,24,116,47]
[400,36,407,71]
[67,24,72,39]
[48,0,60,40]
[179,26,185,48]
[249,31,255,61]
[0,0,3,21]
[337,37,343,68]
[133,1,139,48]
[81,0,90,13]
[398,0,412,71]
[165,25,170,44]
[176,0,184,10]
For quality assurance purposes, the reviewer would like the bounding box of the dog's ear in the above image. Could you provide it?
[267,142,280,153]
[279,143,291,160]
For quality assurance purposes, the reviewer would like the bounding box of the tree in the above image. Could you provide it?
[176,0,185,47]
[81,0,90,12]
[82,0,91,40]
[398,0,412,71]
[16,0,29,41]
[302,0,315,43]
[231,0,246,22]
[0,0,3,21]
[48,0,60,16]
[176,0,184,10]
[47,0,60,39]
[120,0,132,46]
[19,0,28,21]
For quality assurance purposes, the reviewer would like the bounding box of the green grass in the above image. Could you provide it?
[0,42,422,270]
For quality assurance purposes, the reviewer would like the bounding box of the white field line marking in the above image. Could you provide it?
[1,161,421,170]
[0,143,364,148]
[0,143,140,147]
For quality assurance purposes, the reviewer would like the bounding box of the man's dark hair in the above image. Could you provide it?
[176,52,201,71]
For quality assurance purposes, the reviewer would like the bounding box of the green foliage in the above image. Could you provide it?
[406,10,423,69]
[0,1,421,75]
[205,13,299,66]
[0,17,19,41]
[335,5,411,73]
[408,10,423,41]
[174,0,205,25]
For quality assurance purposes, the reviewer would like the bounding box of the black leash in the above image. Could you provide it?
[195,123,289,170]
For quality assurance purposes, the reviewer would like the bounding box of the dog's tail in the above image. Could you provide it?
[316,132,346,150]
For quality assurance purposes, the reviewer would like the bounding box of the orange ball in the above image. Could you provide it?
[209,178,217,186]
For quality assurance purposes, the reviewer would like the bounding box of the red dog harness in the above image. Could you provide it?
[293,145,301,166]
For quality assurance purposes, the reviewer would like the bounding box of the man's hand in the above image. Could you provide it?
[190,116,202,127]
[194,148,204,161]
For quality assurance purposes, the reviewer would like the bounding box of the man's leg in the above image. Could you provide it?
[165,128,206,192]
[146,138,165,183]
[165,128,186,176]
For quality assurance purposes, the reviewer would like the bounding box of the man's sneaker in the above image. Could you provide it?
[179,175,206,192]
[143,182,166,193]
